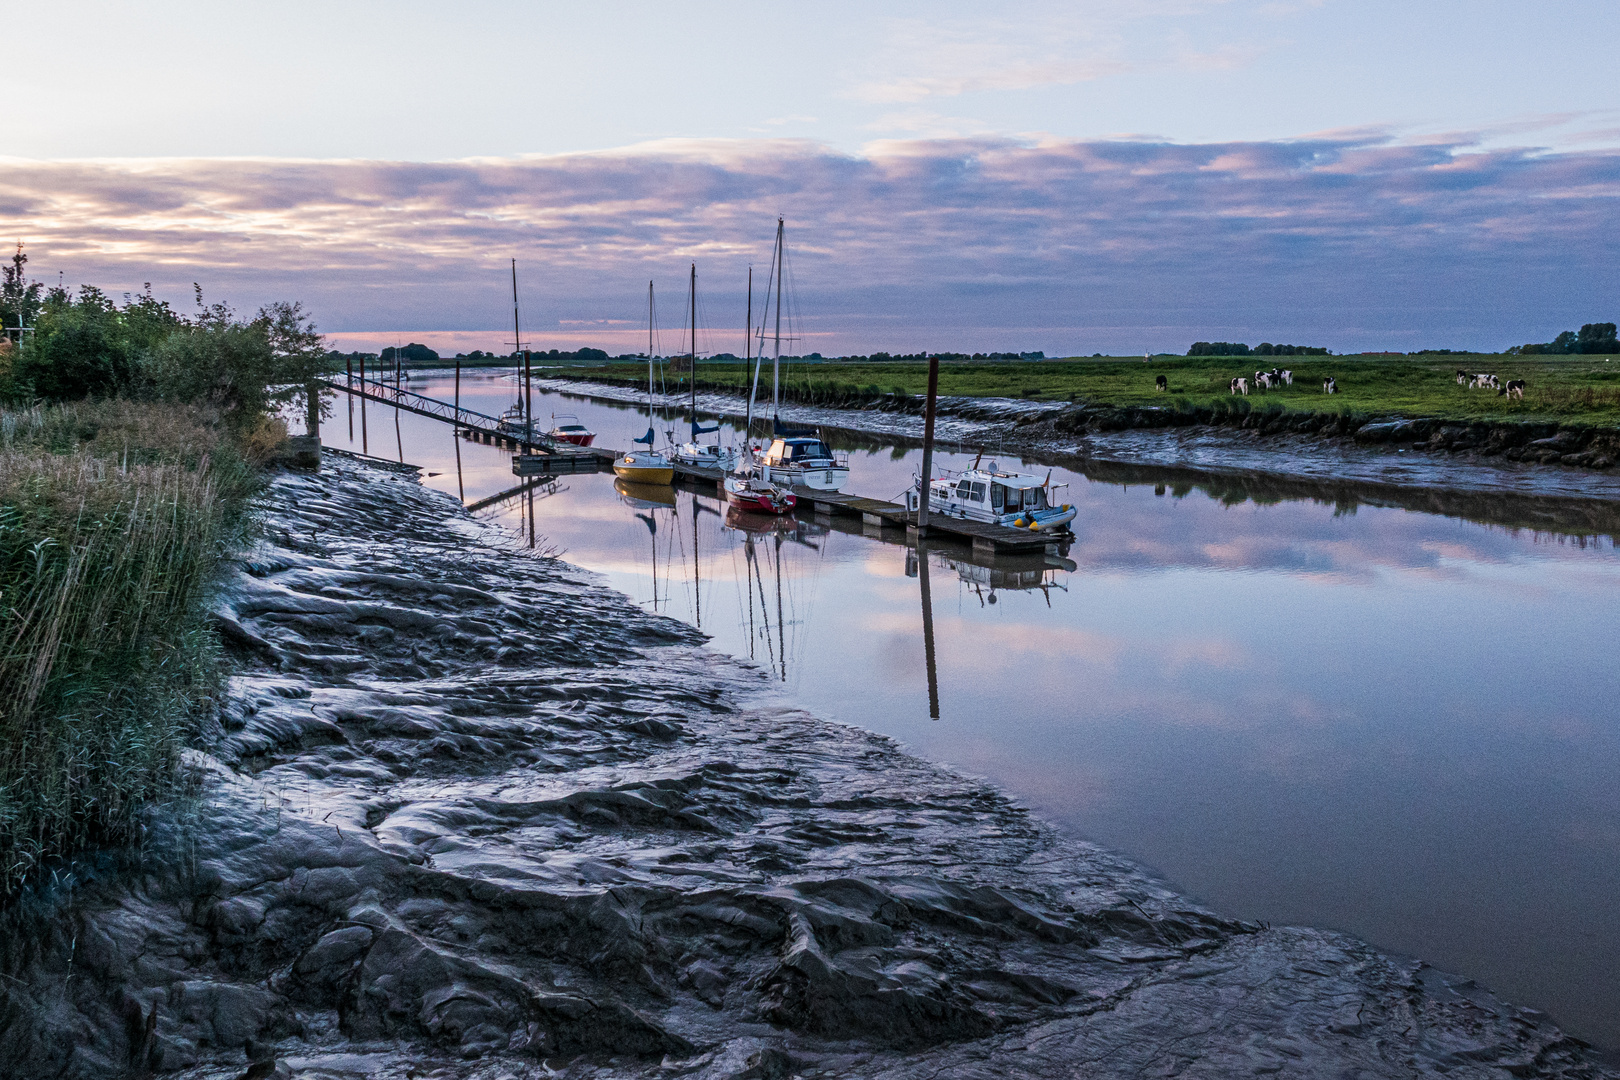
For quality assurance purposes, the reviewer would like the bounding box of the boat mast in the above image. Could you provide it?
[641,283,648,427]
[689,262,697,434]
[772,217,784,423]
[744,266,757,455]
[511,259,530,446]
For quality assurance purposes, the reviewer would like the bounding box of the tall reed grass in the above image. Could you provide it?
[0,401,248,896]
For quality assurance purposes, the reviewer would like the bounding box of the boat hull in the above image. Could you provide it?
[724,477,796,514]
[613,457,674,485]
[760,464,849,492]
[551,432,595,447]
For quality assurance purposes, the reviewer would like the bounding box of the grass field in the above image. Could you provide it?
[556,354,1620,427]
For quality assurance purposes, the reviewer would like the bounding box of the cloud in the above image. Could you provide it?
[1,129,1617,354]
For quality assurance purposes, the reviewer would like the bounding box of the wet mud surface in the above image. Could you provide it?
[3,458,1614,1079]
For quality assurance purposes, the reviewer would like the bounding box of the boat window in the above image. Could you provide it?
[991,484,1005,508]
[955,480,974,499]
[1004,487,1024,512]
[969,482,987,502]
[1027,487,1047,509]
[812,442,831,458]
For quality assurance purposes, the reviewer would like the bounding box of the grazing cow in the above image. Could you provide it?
[1254,371,1272,391]
[1471,373,1499,390]
[1323,376,1338,394]
[1280,369,1293,386]
[1270,367,1283,384]
[1155,374,1168,391]
[1230,377,1249,396]
[1456,369,1472,386]
[1503,378,1526,400]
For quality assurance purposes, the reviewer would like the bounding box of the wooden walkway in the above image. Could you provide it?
[666,461,1058,553]
[319,376,617,464]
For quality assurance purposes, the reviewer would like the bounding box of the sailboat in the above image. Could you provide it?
[613,281,676,485]
[671,262,737,471]
[499,261,531,438]
[724,264,796,514]
[753,218,850,493]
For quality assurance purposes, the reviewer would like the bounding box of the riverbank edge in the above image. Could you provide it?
[538,371,1620,475]
[2,455,1615,1076]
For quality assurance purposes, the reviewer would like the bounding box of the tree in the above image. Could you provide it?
[1578,323,1618,354]
[0,242,44,337]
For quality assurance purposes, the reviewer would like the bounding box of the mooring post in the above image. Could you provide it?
[914,354,940,536]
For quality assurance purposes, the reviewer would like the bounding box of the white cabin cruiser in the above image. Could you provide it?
[758,436,850,492]
[904,461,1076,532]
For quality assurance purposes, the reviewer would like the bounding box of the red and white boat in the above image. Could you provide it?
[723,469,796,515]
[547,414,596,447]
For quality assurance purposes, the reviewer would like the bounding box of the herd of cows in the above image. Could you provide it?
[1149,366,1526,400]
[1456,369,1527,398]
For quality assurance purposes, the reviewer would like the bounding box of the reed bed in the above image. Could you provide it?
[0,401,243,896]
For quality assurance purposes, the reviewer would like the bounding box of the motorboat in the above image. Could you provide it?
[757,435,849,492]
[904,460,1077,532]
[547,414,595,446]
[723,468,796,514]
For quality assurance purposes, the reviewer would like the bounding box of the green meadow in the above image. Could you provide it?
[560,354,1620,427]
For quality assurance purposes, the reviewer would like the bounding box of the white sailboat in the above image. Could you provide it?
[613,281,676,485]
[725,264,796,514]
[671,262,738,471]
[754,217,849,493]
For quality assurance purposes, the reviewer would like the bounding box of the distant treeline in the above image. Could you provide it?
[1511,323,1619,356]
[1187,342,1331,357]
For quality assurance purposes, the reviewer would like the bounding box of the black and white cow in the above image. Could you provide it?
[1280,369,1293,386]
[1155,374,1168,391]
[1502,378,1526,400]
[1456,369,1472,386]
[1230,376,1249,395]
[1322,376,1338,394]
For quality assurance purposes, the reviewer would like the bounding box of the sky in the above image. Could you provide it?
[3,0,1618,355]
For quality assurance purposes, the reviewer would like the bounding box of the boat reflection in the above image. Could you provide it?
[614,478,677,508]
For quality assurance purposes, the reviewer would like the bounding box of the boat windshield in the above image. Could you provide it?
[999,484,1048,512]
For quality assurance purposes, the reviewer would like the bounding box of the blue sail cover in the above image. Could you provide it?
[773,416,818,437]
[632,427,655,445]
[690,419,720,438]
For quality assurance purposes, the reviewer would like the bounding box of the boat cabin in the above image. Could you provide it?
[762,437,835,467]
[934,473,1049,513]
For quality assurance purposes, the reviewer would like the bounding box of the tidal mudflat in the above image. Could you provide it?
[1,456,1609,1080]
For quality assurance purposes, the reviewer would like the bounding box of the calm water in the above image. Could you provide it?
[323,372,1620,1048]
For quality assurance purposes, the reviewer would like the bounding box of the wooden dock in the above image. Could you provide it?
[319,376,618,465]
[665,461,1060,554]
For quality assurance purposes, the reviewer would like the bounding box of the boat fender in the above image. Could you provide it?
[1029,521,1041,530]
[1013,518,1026,527]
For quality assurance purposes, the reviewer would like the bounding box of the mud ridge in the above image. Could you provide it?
[1,456,1612,1079]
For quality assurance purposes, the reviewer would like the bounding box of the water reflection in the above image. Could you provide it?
[313,373,1620,1050]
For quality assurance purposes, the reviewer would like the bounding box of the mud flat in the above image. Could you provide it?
[1,456,1612,1080]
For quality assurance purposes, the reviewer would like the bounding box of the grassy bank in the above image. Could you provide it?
[554,354,1620,427]
[0,401,265,895]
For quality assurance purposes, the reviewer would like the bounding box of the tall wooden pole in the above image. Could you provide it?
[916,354,940,534]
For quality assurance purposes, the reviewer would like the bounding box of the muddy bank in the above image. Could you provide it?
[538,377,1620,538]
[2,457,1613,1079]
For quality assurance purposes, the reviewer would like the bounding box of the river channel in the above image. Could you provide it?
[322,370,1620,1051]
